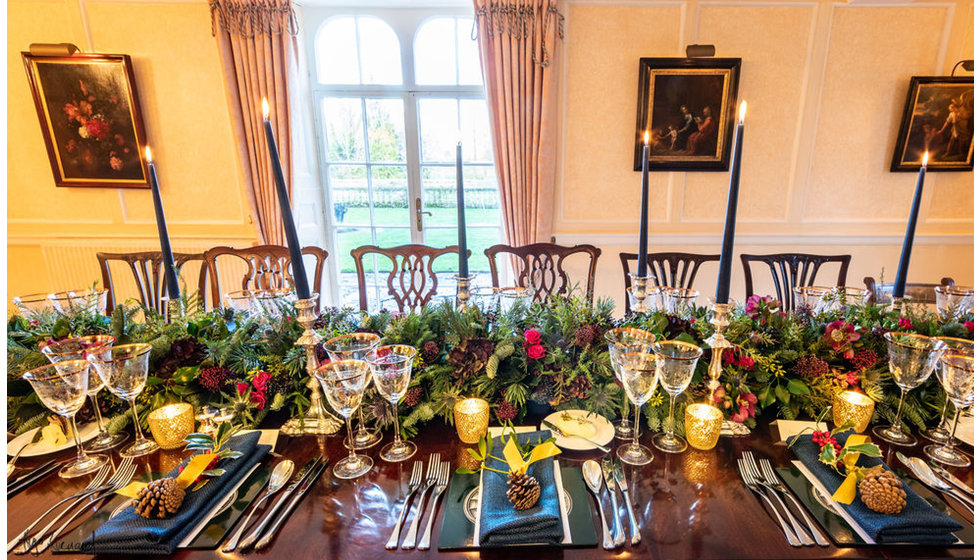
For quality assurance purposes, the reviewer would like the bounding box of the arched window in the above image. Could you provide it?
[316,16,402,85]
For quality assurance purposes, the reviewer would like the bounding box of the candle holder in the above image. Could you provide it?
[705,299,749,436]
[280,296,342,436]
[889,294,911,314]
[833,390,875,433]
[453,398,490,444]
[685,403,724,450]
[628,274,657,314]
[147,402,195,449]
[455,274,475,311]
[160,296,184,325]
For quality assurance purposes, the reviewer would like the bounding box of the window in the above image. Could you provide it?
[307,10,501,310]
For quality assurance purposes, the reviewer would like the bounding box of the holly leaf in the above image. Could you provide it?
[829,420,855,436]
[841,443,882,458]
[818,442,838,465]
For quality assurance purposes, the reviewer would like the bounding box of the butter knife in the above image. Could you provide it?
[238,457,321,550]
[601,457,625,547]
[254,460,328,550]
[612,459,640,545]
[542,419,610,452]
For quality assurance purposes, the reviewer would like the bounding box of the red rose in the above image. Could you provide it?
[250,390,267,411]
[236,382,249,396]
[252,371,271,392]
[524,329,541,345]
[898,317,914,331]
[965,321,974,333]
[527,344,546,360]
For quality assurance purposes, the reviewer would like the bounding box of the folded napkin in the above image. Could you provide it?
[81,431,269,555]
[478,430,563,546]
[789,431,962,545]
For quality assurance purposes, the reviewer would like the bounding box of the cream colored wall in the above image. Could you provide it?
[6,0,258,307]
[555,0,974,312]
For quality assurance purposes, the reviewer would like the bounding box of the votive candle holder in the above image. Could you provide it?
[147,402,195,450]
[685,404,724,451]
[833,390,875,433]
[454,398,490,444]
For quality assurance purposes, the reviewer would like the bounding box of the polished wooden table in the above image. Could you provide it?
[7,419,973,559]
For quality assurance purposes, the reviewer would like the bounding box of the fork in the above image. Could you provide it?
[6,461,112,553]
[737,458,801,547]
[402,454,440,549]
[385,461,424,550]
[417,461,450,550]
[742,452,814,546]
[29,459,138,554]
[759,458,829,546]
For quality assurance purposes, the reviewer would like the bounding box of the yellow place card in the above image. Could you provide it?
[774,419,828,442]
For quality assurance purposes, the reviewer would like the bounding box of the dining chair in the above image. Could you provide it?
[201,245,328,309]
[863,276,956,305]
[619,252,720,313]
[484,242,601,303]
[351,244,465,313]
[740,253,851,312]
[96,251,205,314]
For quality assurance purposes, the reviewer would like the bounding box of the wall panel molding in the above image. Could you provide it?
[553,232,974,246]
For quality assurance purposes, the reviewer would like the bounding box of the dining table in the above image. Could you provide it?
[6,415,974,560]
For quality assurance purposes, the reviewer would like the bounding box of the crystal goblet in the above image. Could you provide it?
[22,361,109,478]
[872,333,947,447]
[924,354,974,467]
[616,352,660,465]
[935,286,974,321]
[86,343,159,457]
[12,292,56,320]
[605,327,658,440]
[367,345,418,462]
[324,333,382,450]
[652,340,703,454]
[40,335,129,451]
[922,337,973,444]
[316,359,373,479]
[223,289,255,316]
[48,289,108,316]
[661,288,699,318]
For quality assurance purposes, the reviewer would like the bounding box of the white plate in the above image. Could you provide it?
[540,410,614,451]
[954,413,973,447]
[7,422,100,457]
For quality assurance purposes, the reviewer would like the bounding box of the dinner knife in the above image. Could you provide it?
[612,459,640,545]
[7,460,59,497]
[253,460,328,550]
[237,457,321,550]
[601,457,625,547]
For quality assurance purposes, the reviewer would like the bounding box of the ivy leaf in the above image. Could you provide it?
[786,379,810,395]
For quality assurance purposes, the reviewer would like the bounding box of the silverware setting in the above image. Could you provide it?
[385,454,449,551]
[757,456,829,546]
[929,461,975,496]
[612,459,640,545]
[896,452,974,515]
[402,453,441,549]
[254,459,328,550]
[600,457,625,547]
[386,460,423,549]
[7,459,62,497]
[239,457,322,551]
[737,457,802,547]
[221,459,295,553]
[582,460,615,550]
[417,461,450,550]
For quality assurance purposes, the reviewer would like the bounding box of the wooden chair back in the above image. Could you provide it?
[740,253,851,311]
[201,245,328,308]
[863,276,956,304]
[484,243,601,303]
[619,252,720,312]
[96,251,205,314]
[351,244,464,312]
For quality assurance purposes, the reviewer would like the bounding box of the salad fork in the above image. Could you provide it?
[759,458,829,546]
[418,461,450,550]
[385,461,423,549]
[736,458,801,547]
[742,452,814,546]
[402,454,440,549]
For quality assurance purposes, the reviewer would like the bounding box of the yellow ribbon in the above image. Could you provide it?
[116,452,217,498]
[502,437,561,475]
[831,435,869,504]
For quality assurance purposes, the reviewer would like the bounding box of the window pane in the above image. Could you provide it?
[329,165,368,225]
[317,17,359,84]
[371,166,409,227]
[460,99,493,162]
[419,98,459,163]
[414,18,456,85]
[323,98,365,162]
[365,99,405,163]
[357,17,402,85]
[457,18,483,85]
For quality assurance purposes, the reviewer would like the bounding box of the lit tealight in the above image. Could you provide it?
[833,390,874,433]
[685,403,723,451]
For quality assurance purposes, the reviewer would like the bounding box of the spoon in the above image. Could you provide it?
[582,460,615,550]
[896,453,974,514]
[7,430,44,478]
[221,459,294,552]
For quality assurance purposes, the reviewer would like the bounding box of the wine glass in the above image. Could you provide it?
[872,333,948,447]
[935,286,974,321]
[12,292,55,319]
[367,345,418,462]
[223,290,255,316]
[922,337,973,444]
[48,289,108,316]
[661,288,699,318]
[924,354,974,467]
[605,328,658,440]
[616,352,660,465]
[315,359,373,479]
[40,335,129,451]
[22,361,109,478]
[652,340,703,454]
[323,333,382,450]
[86,343,159,457]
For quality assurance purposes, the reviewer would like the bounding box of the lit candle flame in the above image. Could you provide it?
[643,130,650,146]
[738,101,747,124]
[261,98,270,120]
[144,146,152,163]
[922,151,929,167]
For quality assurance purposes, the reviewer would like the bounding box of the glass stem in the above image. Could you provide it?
[90,394,106,434]
[345,416,358,462]
[68,414,87,463]
[632,403,641,449]
[357,407,369,434]
[943,409,962,453]
[937,397,950,432]
[621,392,631,428]
[391,402,403,445]
[666,395,677,440]
[128,399,145,440]
[891,389,908,432]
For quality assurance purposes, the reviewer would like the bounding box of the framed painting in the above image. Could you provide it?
[891,76,973,171]
[22,53,150,188]
[633,58,741,172]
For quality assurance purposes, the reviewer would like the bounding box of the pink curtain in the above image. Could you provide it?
[211,0,298,245]
[472,0,564,246]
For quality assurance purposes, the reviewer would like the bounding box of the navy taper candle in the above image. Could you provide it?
[893,152,929,299]
[144,147,180,300]
[456,140,468,277]
[637,131,650,278]
[715,101,747,304]
[262,99,310,300]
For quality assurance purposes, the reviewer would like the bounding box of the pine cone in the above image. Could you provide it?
[134,477,185,519]
[859,466,906,514]
[506,472,541,511]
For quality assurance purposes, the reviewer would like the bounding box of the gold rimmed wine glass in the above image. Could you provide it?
[935,286,974,321]
[924,354,974,467]
[86,343,159,457]
[616,352,660,465]
[661,288,699,318]
[40,335,129,451]
[872,333,948,447]
[652,340,703,454]
[22,361,109,478]
[605,328,658,440]
[366,345,418,462]
[324,333,382,450]
[922,337,973,444]
[315,360,373,479]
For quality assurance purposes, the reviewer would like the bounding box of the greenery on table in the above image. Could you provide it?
[6,290,973,440]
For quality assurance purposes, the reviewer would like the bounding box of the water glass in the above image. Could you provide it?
[872,333,947,447]
[652,340,703,454]
[616,352,660,465]
[661,288,699,318]
[12,292,55,319]
[605,328,658,440]
[922,337,974,444]
[924,354,974,467]
[316,360,373,479]
[87,343,159,457]
[935,286,974,320]
[324,333,382,450]
[48,289,108,316]
[367,345,418,462]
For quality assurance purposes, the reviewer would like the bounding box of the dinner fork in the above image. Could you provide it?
[736,458,801,547]
[7,461,112,552]
[418,461,451,550]
[402,454,440,549]
[759,458,829,546]
[742,452,814,546]
[385,461,424,550]
[29,459,138,554]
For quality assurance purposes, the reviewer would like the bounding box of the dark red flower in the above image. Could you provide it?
[250,390,267,411]
[527,344,546,360]
[965,320,973,333]
[496,400,518,422]
[252,371,271,392]
[825,321,859,351]
[524,329,541,345]
[236,382,249,396]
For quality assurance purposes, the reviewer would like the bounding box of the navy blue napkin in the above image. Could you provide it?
[81,431,269,555]
[789,431,962,545]
[478,430,563,546]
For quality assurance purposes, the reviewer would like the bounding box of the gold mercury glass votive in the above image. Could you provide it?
[454,398,490,444]
[833,390,875,433]
[147,402,195,450]
[685,404,724,451]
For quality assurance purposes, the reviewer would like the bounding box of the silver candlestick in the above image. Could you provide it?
[281,297,342,436]
[455,274,474,311]
[628,274,655,314]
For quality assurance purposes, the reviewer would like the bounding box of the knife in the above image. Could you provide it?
[238,457,321,550]
[612,459,640,545]
[542,419,610,452]
[7,460,59,497]
[253,459,328,550]
[601,457,625,547]
[931,463,975,496]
